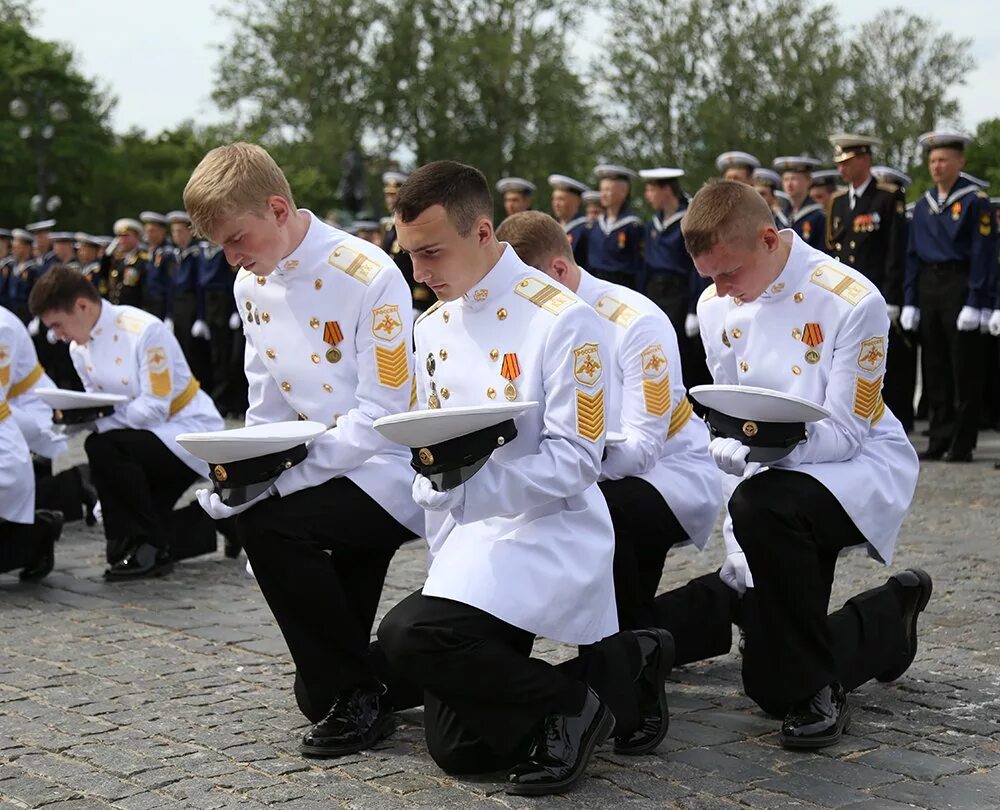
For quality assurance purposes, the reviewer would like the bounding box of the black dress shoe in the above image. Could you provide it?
[943,451,972,463]
[779,682,850,749]
[300,686,394,757]
[20,510,63,582]
[614,628,674,755]
[104,542,174,581]
[506,687,615,796]
[918,446,946,461]
[878,568,933,683]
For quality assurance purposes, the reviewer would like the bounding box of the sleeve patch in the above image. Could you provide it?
[640,344,668,378]
[857,336,886,372]
[853,374,884,423]
[374,341,409,388]
[371,304,403,341]
[573,342,603,385]
[809,265,871,306]
[147,348,172,397]
[576,388,606,442]
[643,376,671,417]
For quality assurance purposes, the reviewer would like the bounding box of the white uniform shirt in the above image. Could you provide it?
[577,270,722,548]
[0,313,36,523]
[70,301,224,475]
[413,245,618,645]
[236,211,423,536]
[0,306,65,459]
[697,231,918,563]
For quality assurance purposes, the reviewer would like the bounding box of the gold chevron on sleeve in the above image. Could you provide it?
[642,376,671,417]
[408,374,417,409]
[853,374,884,422]
[375,341,409,389]
[667,395,693,438]
[576,387,605,442]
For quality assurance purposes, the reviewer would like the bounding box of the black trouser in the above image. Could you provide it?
[599,476,690,631]
[884,323,917,433]
[377,592,642,774]
[203,289,234,404]
[723,469,906,715]
[236,476,413,720]
[34,335,81,391]
[35,464,86,521]
[589,269,636,289]
[918,265,982,456]
[84,430,200,559]
[0,519,45,573]
[172,292,198,367]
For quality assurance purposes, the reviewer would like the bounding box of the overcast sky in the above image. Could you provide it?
[32,0,998,137]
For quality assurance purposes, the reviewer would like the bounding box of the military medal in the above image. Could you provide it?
[426,353,436,376]
[428,382,441,409]
[800,322,823,364]
[323,320,343,363]
[721,328,731,348]
[500,352,520,401]
[805,349,821,364]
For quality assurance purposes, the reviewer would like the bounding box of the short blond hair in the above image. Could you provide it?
[681,179,774,258]
[496,211,573,269]
[183,142,296,238]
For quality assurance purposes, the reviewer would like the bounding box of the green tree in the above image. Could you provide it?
[963,118,1000,191]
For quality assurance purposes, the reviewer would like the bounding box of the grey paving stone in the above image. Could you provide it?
[753,773,871,808]
[855,747,971,780]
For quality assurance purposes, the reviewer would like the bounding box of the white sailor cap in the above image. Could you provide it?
[774,189,792,203]
[113,218,143,236]
[25,219,56,232]
[139,211,168,226]
[12,228,33,242]
[496,177,536,195]
[871,166,912,188]
[177,421,327,506]
[715,151,761,172]
[918,130,972,151]
[829,133,881,163]
[547,174,588,194]
[374,402,539,491]
[95,235,113,247]
[593,164,638,181]
[639,168,685,183]
[960,172,989,190]
[582,190,603,205]
[773,156,821,174]
[74,232,101,247]
[382,171,408,191]
[0,229,10,239]
[36,388,128,425]
[752,168,782,188]
[690,384,830,463]
[810,169,841,188]
[50,231,75,242]
[166,210,191,224]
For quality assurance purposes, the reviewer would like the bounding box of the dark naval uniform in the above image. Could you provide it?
[587,206,644,288]
[787,203,828,252]
[828,178,914,429]
[104,248,151,309]
[382,222,433,312]
[145,242,177,320]
[564,216,590,268]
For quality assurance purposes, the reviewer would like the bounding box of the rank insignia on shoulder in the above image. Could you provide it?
[809,265,871,306]
[328,245,381,285]
[594,295,638,327]
[699,284,718,303]
[573,342,603,386]
[857,335,886,372]
[371,304,403,341]
[576,388,605,442]
[515,277,575,314]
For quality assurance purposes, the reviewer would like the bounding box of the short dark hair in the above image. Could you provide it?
[646,178,684,199]
[29,265,101,315]
[394,160,493,237]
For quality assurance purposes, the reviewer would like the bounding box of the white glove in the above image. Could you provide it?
[980,308,992,334]
[92,500,103,525]
[886,304,900,323]
[46,327,58,345]
[28,316,40,337]
[709,436,760,478]
[956,306,980,332]
[191,319,211,340]
[411,474,465,512]
[900,306,920,332]
[684,313,700,338]
[196,487,272,519]
[229,311,241,330]
[163,317,175,334]
[990,310,1000,337]
[720,551,754,595]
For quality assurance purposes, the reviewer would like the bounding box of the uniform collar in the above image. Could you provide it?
[850,176,873,199]
[598,206,641,234]
[272,209,320,277]
[923,178,979,215]
[90,299,116,340]
[562,215,588,233]
[460,242,519,311]
[790,202,823,223]
[652,202,687,232]
[757,230,808,303]
[575,267,608,306]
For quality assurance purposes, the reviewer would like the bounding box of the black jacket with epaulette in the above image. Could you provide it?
[826,179,908,306]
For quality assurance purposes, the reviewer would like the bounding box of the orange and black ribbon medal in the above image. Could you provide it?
[801,322,823,364]
[500,352,520,400]
[324,321,344,363]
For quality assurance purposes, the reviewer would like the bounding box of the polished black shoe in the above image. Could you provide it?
[300,686,395,757]
[80,468,99,528]
[878,568,933,683]
[779,682,850,749]
[943,451,972,463]
[506,687,615,796]
[614,628,674,755]
[104,542,174,581]
[20,510,63,582]
[917,446,946,461]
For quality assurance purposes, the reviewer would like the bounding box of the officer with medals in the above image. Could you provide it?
[30,266,225,578]
[102,219,151,310]
[547,174,590,267]
[773,156,828,251]
[496,176,535,217]
[903,130,995,461]
[809,168,841,209]
[827,134,914,431]
[716,151,761,185]
[184,142,423,757]
[682,179,929,748]
[587,164,644,288]
[381,171,433,312]
[139,212,177,321]
[496,210,722,633]
[376,160,672,795]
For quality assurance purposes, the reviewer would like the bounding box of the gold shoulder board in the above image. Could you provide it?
[594,294,639,327]
[809,265,872,306]
[514,277,576,315]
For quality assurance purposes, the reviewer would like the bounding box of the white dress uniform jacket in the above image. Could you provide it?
[577,269,721,548]
[0,306,65,459]
[70,301,224,475]
[697,231,918,564]
[0,314,36,524]
[414,245,618,645]
[236,211,423,535]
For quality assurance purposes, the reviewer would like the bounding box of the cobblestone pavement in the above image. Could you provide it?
[2,426,999,809]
